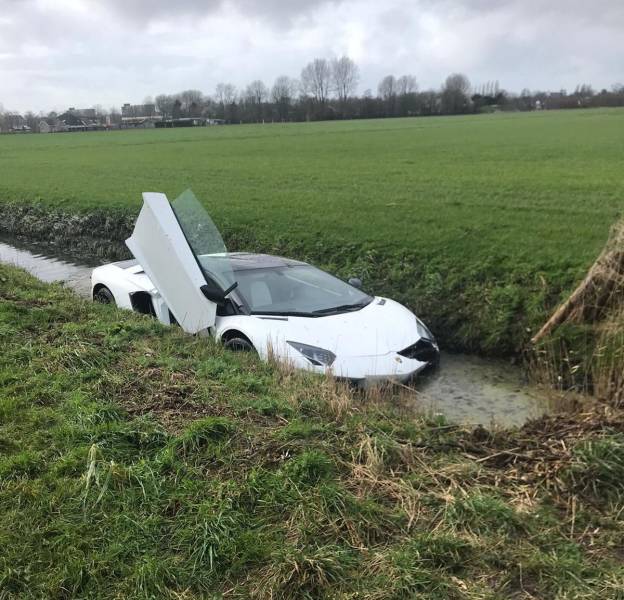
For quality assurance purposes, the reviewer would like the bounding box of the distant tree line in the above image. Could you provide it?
[2,58,624,131]
[150,67,624,124]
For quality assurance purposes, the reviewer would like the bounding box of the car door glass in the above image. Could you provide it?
[171,189,236,291]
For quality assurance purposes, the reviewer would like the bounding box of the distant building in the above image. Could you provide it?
[122,118,157,129]
[121,103,160,127]
[122,103,156,118]
[56,110,104,132]
[5,114,25,128]
[67,107,98,120]
[39,117,64,133]
[155,117,207,128]
[3,114,31,133]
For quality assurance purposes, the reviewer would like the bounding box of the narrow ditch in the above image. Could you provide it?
[0,234,554,427]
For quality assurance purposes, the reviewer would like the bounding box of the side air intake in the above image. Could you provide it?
[398,339,438,363]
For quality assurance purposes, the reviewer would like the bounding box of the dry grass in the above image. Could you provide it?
[532,220,624,342]
[591,308,624,407]
[531,220,624,405]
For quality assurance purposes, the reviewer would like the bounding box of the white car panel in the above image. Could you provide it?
[125,192,216,334]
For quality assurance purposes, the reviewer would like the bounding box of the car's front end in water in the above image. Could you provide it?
[217,296,439,384]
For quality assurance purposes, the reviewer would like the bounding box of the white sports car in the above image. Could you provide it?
[91,191,439,383]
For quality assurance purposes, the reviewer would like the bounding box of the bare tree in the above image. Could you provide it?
[244,80,268,121]
[444,73,470,94]
[574,84,594,97]
[172,98,182,119]
[331,56,359,102]
[214,83,237,120]
[215,83,236,106]
[395,75,418,116]
[418,90,439,115]
[179,90,203,114]
[377,75,397,100]
[396,75,417,96]
[245,80,268,105]
[24,111,38,131]
[271,76,296,104]
[441,73,471,114]
[271,76,297,120]
[155,94,175,118]
[301,58,331,104]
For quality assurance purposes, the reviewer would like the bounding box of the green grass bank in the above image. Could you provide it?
[1,264,624,598]
[1,109,623,355]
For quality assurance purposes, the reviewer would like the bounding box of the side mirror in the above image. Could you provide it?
[200,282,226,306]
[200,278,238,306]
[348,277,362,289]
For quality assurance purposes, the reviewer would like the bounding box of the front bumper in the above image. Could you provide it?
[280,345,439,384]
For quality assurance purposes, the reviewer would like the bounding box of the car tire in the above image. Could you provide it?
[94,286,116,306]
[223,336,255,353]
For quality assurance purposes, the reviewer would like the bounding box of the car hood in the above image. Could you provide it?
[254,298,421,357]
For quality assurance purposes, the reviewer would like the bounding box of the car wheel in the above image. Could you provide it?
[223,336,255,353]
[94,286,116,306]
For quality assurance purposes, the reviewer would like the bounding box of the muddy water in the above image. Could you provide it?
[415,353,546,426]
[0,237,551,427]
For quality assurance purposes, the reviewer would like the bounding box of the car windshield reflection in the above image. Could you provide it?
[233,265,373,316]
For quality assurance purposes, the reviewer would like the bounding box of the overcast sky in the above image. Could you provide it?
[1,0,622,113]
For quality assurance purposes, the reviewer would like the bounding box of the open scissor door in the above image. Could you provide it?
[126,191,222,333]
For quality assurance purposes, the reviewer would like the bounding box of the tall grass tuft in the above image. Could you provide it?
[530,220,624,404]
[566,434,624,500]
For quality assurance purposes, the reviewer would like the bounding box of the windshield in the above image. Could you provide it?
[171,189,236,289]
[235,265,373,316]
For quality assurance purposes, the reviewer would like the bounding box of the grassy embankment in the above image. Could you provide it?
[1,108,623,356]
[1,264,624,598]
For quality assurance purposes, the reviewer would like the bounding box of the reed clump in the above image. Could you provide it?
[531,220,624,404]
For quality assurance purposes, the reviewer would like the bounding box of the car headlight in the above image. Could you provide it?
[287,341,336,367]
[415,317,435,343]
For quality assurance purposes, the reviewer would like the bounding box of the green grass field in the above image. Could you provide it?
[1,109,623,353]
[2,110,624,597]
[1,264,623,598]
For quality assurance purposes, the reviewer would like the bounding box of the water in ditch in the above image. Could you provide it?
[414,353,547,426]
[0,235,551,427]
[0,237,97,297]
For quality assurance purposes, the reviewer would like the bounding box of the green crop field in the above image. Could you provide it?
[2,112,624,597]
[1,108,623,353]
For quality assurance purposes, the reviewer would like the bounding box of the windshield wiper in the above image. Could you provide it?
[252,310,317,318]
[312,301,370,315]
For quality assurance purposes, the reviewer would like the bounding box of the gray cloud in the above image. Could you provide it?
[0,0,622,113]
[91,0,341,24]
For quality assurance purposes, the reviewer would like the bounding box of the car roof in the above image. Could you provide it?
[113,252,308,272]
